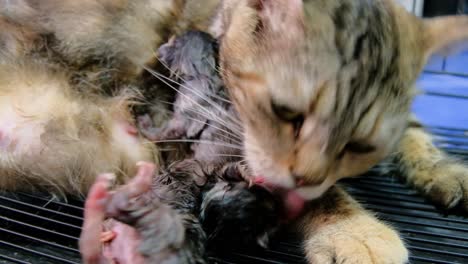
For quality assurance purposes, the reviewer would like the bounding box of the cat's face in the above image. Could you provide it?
[217,0,468,199]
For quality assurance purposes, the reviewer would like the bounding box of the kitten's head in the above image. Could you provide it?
[216,0,468,199]
[158,30,218,78]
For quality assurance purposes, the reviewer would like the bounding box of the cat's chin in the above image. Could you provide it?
[294,177,336,200]
[254,175,336,201]
[279,179,337,221]
[253,176,337,221]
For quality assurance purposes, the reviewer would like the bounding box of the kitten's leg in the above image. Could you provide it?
[395,122,468,211]
[300,187,408,264]
[137,113,187,141]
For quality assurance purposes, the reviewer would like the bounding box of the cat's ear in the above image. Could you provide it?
[250,0,305,35]
[422,15,468,58]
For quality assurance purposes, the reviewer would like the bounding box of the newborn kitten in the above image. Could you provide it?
[78,29,283,255]
[138,30,242,167]
[200,164,281,250]
[79,160,281,264]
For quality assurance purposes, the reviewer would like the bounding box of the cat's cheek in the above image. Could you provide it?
[337,152,385,179]
[295,177,337,201]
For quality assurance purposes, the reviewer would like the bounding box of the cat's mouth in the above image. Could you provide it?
[252,176,335,221]
[249,177,299,220]
[254,175,335,201]
[252,177,305,220]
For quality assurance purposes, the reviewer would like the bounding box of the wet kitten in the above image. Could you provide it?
[0,0,212,196]
[79,160,281,264]
[138,30,242,167]
[213,0,468,262]
[79,32,281,263]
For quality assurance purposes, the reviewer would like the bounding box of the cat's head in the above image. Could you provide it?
[215,0,468,199]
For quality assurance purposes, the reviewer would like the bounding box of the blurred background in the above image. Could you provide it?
[398,0,468,135]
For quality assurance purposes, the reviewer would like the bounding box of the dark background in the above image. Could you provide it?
[423,0,468,17]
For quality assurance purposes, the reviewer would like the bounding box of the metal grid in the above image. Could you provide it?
[0,124,468,263]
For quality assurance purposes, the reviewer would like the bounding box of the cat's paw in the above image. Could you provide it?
[421,163,468,211]
[304,215,408,264]
[396,127,468,212]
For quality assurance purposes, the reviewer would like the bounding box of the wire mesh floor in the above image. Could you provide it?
[2,70,468,263]
[1,138,468,264]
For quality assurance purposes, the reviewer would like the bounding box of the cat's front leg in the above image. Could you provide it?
[299,187,408,264]
[395,123,468,211]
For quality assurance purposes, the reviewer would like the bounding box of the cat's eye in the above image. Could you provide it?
[344,141,376,154]
[271,102,303,122]
[271,102,304,138]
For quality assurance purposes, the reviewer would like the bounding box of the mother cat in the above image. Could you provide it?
[2,0,468,263]
[211,0,468,262]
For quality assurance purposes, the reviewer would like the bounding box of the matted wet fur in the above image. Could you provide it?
[138,30,242,167]
[79,31,282,263]
[79,160,281,263]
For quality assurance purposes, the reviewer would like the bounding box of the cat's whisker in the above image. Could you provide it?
[143,67,231,126]
[151,100,177,114]
[210,154,246,159]
[207,59,226,76]
[182,105,242,135]
[184,118,243,145]
[147,63,243,129]
[187,106,242,134]
[155,54,241,129]
[154,54,173,73]
[158,56,230,105]
[152,139,244,150]
[147,86,242,141]
[183,116,243,143]
[143,66,241,132]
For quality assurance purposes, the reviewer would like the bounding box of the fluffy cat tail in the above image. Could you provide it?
[422,15,468,58]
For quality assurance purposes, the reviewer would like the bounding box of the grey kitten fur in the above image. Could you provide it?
[139,30,243,167]
[104,159,281,263]
[101,31,282,262]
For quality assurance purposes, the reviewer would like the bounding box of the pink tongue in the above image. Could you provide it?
[252,176,306,221]
[283,191,306,221]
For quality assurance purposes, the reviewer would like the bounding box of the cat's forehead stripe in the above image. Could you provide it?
[327,0,404,143]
